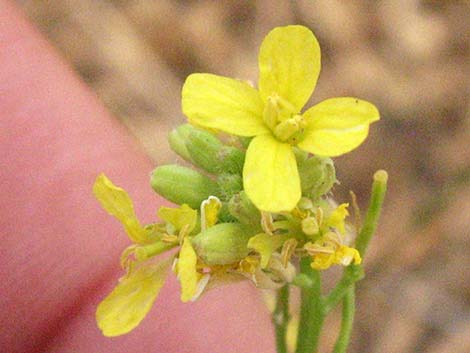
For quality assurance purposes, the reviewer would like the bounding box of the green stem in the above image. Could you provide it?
[355,170,388,257]
[323,265,363,313]
[330,170,388,352]
[295,257,324,353]
[332,286,355,353]
[274,285,290,353]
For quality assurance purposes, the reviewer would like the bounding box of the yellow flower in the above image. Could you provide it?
[304,232,362,271]
[287,202,361,270]
[182,25,379,212]
[93,174,197,336]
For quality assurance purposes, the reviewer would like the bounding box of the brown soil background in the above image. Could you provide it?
[18,1,469,352]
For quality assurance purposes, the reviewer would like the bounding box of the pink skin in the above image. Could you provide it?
[0,2,275,352]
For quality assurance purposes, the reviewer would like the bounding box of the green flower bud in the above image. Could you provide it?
[228,191,261,229]
[168,124,193,162]
[293,147,308,164]
[191,223,254,265]
[298,156,336,200]
[217,173,243,200]
[186,126,223,174]
[151,165,220,209]
[217,145,245,175]
[186,127,245,175]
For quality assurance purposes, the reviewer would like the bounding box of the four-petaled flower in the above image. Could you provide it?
[182,25,379,212]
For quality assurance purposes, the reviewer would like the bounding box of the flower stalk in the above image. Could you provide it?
[273,285,290,353]
[295,257,324,353]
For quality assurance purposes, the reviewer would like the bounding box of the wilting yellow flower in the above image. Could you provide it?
[302,203,361,270]
[182,25,379,212]
[305,231,362,270]
[93,174,198,336]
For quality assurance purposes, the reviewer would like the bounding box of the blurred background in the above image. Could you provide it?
[17,1,469,352]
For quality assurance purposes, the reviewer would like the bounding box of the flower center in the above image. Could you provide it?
[262,94,307,143]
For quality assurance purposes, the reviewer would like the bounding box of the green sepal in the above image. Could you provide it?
[151,165,221,209]
[298,156,336,200]
[217,145,245,174]
[217,173,243,200]
[228,191,262,230]
[186,126,223,174]
[185,126,246,174]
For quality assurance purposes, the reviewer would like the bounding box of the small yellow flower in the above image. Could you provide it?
[93,174,199,336]
[305,232,362,270]
[182,25,379,212]
[283,202,361,270]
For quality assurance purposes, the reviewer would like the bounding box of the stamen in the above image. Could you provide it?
[263,96,279,130]
[261,211,275,235]
[273,115,306,142]
[304,242,335,256]
[161,233,179,243]
[281,238,298,267]
[315,207,324,227]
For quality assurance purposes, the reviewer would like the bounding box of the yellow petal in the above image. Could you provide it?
[157,204,197,233]
[326,203,349,234]
[243,134,301,212]
[336,246,362,266]
[247,233,281,268]
[298,98,380,157]
[178,237,201,302]
[96,257,171,337]
[93,174,149,244]
[201,196,221,230]
[258,25,321,111]
[311,253,335,270]
[182,73,268,136]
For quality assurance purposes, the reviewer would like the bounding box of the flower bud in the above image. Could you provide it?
[298,156,336,200]
[293,147,308,164]
[217,146,245,175]
[186,126,223,174]
[168,124,193,162]
[217,173,243,199]
[191,223,253,265]
[228,191,261,229]
[186,127,245,174]
[151,165,220,209]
